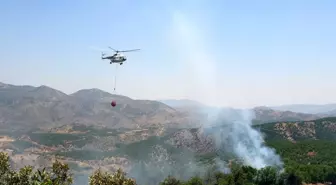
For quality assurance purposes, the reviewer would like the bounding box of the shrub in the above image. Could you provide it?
[89,168,136,185]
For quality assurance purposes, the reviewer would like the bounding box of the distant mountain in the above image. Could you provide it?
[0,82,190,130]
[252,106,320,123]
[159,99,322,124]
[270,104,336,114]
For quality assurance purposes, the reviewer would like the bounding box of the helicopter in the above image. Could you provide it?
[101,47,140,65]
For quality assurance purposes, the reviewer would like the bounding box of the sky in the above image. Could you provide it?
[1,0,336,108]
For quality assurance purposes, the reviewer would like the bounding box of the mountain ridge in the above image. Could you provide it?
[160,99,336,115]
[0,82,327,132]
[0,82,187,130]
[160,99,323,124]
[270,103,336,114]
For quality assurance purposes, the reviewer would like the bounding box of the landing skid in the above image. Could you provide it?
[109,61,123,65]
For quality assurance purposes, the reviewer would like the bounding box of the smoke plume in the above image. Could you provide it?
[204,108,283,169]
[169,11,283,170]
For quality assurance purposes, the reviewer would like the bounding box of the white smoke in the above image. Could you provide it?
[209,109,283,169]
[169,11,283,170]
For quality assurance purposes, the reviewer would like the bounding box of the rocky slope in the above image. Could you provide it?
[165,128,216,154]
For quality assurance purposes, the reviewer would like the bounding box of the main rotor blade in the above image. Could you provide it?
[108,47,117,52]
[120,49,140,52]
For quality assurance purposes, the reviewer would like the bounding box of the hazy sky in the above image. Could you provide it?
[1,0,336,108]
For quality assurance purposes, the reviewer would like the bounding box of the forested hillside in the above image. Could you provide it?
[256,117,336,141]
[1,117,336,184]
[2,139,336,185]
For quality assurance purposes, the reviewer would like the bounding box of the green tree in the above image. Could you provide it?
[0,152,73,185]
[0,152,11,184]
[159,175,182,185]
[285,173,302,185]
[183,176,203,185]
[50,160,73,185]
[89,168,136,185]
[254,166,278,185]
[326,172,336,185]
[217,174,234,185]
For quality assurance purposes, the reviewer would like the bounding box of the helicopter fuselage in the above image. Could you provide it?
[102,53,127,65]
